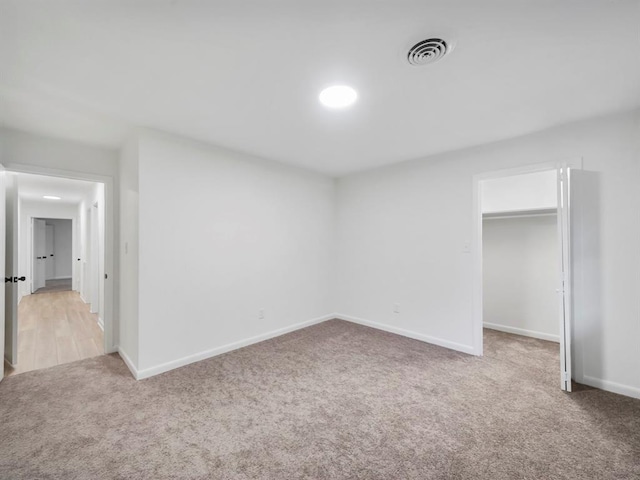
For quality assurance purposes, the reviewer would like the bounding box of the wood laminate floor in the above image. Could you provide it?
[3,291,104,377]
[33,278,72,294]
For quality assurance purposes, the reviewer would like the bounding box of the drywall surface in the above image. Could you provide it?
[481,170,557,213]
[335,110,640,397]
[0,126,117,177]
[118,135,139,367]
[135,130,335,372]
[483,215,559,341]
[45,219,73,279]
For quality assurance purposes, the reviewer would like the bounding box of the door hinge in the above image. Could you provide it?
[562,372,570,382]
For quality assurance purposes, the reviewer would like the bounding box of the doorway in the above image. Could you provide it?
[3,171,109,377]
[472,162,577,392]
[32,218,73,294]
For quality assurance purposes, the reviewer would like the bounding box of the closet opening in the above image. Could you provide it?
[473,165,574,392]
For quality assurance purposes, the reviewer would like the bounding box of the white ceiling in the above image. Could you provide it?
[1,1,639,175]
[17,172,97,204]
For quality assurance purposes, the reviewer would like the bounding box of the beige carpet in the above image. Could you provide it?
[0,320,638,479]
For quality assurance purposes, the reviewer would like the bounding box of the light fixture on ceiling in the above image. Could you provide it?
[319,85,358,109]
[43,195,61,200]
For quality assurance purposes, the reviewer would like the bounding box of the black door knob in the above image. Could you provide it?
[4,277,12,283]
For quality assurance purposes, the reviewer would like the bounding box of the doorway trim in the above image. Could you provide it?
[471,158,582,357]
[5,163,116,355]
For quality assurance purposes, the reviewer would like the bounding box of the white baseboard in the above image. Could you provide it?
[117,347,139,380]
[51,276,72,280]
[115,313,640,401]
[483,322,560,343]
[4,357,14,371]
[97,317,104,331]
[135,313,335,380]
[335,313,478,356]
[580,375,640,400]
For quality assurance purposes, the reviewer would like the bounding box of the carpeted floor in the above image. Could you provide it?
[0,320,638,479]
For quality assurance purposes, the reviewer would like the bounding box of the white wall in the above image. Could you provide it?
[118,135,139,368]
[45,219,73,279]
[128,130,335,375]
[481,170,557,213]
[0,126,117,178]
[483,215,559,342]
[335,110,640,398]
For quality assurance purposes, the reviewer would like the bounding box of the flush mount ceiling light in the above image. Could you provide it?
[319,85,358,109]
[43,195,61,200]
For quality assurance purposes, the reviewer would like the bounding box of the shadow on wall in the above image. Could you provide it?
[572,170,602,384]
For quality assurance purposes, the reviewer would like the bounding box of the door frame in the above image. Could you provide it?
[4,163,116,355]
[471,158,582,359]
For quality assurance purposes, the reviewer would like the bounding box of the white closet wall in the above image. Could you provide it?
[481,170,559,342]
[481,170,557,214]
[483,215,559,341]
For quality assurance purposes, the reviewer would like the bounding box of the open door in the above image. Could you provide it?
[4,170,19,367]
[557,166,572,392]
[32,219,46,292]
[0,164,5,381]
[45,223,55,280]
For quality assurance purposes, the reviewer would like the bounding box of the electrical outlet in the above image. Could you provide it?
[393,303,400,314]
[258,309,265,319]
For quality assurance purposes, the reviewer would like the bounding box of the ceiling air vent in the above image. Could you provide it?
[407,38,450,66]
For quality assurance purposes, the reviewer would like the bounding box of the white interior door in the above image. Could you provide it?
[4,169,19,366]
[84,208,92,305]
[90,204,99,314]
[45,223,55,280]
[0,165,6,381]
[33,219,46,292]
[557,166,572,392]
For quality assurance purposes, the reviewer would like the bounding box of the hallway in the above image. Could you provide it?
[4,291,104,377]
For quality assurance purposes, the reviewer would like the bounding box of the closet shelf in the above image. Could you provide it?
[482,207,557,220]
